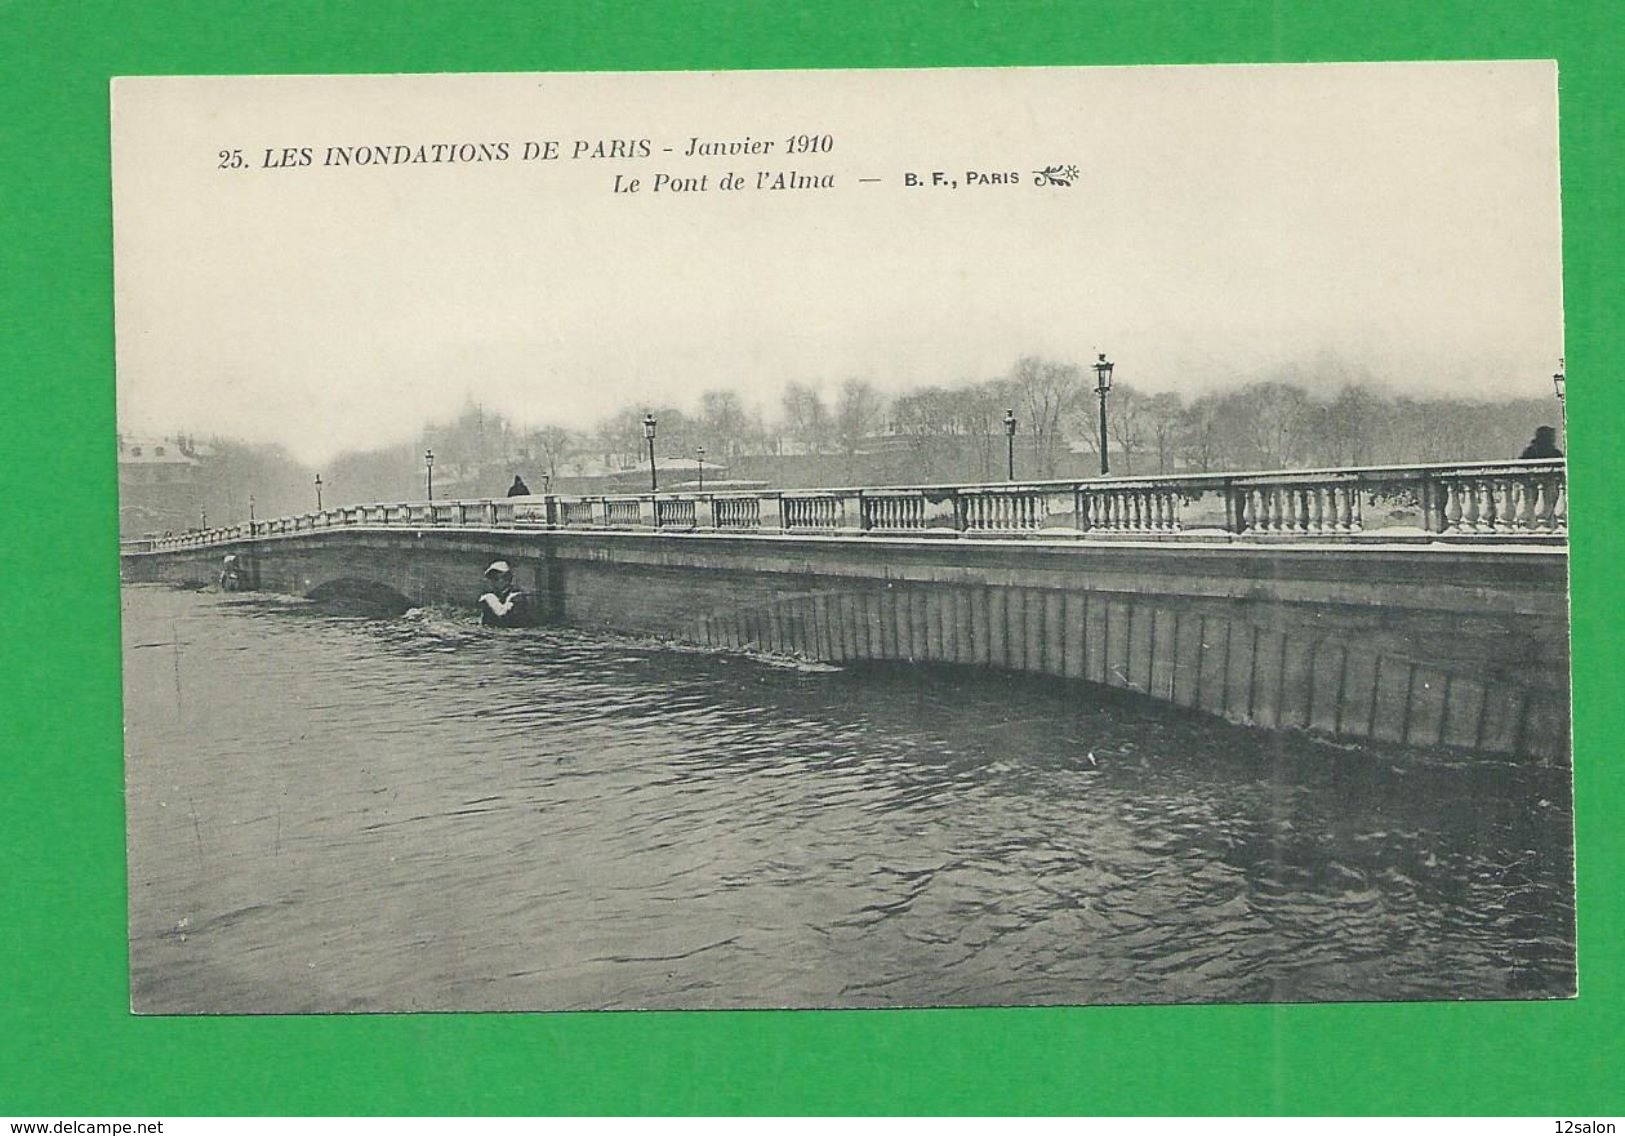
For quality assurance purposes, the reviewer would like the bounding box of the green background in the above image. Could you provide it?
[2,0,1620,1115]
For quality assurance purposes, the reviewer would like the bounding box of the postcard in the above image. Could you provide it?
[113,64,1572,1013]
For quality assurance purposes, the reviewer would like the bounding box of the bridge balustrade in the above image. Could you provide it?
[656,498,696,528]
[1428,465,1567,534]
[1229,476,1363,536]
[1081,485,1185,534]
[714,496,761,529]
[863,490,950,531]
[960,488,1046,533]
[605,500,642,527]
[119,459,1568,555]
[560,499,596,527]
[783,493,843,530]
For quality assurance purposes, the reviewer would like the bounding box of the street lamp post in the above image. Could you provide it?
[314,474,323,510]
[1092,352,1115,476]
[1553,357,1567,446]
[425,448,435,501]
[643,413,658,491]
[696,446,706,492]
[1003,408,1017,481]
[249,494,256,535]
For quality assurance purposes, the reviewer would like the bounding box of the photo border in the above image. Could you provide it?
[2,0,1619,1115]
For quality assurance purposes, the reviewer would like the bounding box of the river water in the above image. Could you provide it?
[121,583,1576,1013]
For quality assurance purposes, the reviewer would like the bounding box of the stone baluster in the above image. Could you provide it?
[1461,480,1482,532]
[1515,479,1535,532]
[1536,476,1557,532]
[1439,479,1457,533]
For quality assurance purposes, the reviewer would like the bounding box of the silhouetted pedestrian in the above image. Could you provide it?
[1520,426,1563,460]
[507,474,531,496]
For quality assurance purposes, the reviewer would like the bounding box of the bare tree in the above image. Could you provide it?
[888,385,960,479]
[699,389,751,459]
[834,378,886,456]
[1107,384,1149,475]
[960,378,1018,481]
[781,382,833,455]
[1179,395,1227,473]
[527,425,577,483]
[1010,356,1081,479]
[1144,391,1186,474]
[1243,381,1313,469]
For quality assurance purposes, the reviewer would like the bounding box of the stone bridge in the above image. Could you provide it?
[120,460,1571,762]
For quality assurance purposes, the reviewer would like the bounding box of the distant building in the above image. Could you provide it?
[118,434,206,535]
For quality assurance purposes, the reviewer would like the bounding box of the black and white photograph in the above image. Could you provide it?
[114,64,1573,1014]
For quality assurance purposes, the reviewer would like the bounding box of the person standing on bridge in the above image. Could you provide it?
[1520,426,1563,459]
[507,474,531,496]
[478,560,533,627]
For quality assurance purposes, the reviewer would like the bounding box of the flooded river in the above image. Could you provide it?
[121,583,1576,1013]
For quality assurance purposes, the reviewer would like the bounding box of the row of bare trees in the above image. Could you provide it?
[868,360,1555,479]
[172,355,1560,522]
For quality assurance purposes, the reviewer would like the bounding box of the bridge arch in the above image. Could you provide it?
[681,582,1561,758]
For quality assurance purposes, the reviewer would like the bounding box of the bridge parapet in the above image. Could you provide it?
[123,459,1567,555]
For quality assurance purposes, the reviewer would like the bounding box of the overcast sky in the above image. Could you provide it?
[112,63,1562,465]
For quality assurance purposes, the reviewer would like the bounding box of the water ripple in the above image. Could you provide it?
[122,584,1576,1013]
